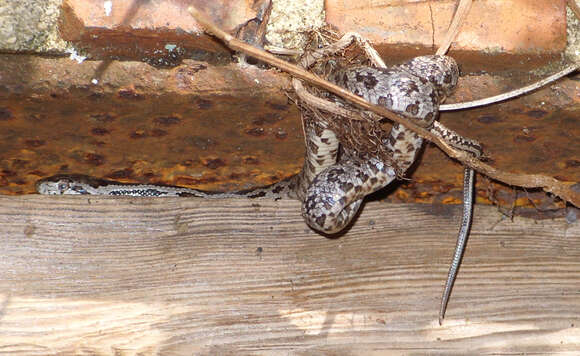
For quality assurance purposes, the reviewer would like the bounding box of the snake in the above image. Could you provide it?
[36,55,479,228]
[36,55,482,321]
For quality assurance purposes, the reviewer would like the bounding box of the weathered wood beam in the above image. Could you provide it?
[0,196,578,354]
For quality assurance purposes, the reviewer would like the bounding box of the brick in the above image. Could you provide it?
[325,0,567,56]
[59,0,262,60]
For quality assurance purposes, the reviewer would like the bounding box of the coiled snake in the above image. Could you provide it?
[37,55,480,232]
[37,55,482,321]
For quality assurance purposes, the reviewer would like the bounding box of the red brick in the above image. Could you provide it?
[326,0,567,56]
[60,0,261,59]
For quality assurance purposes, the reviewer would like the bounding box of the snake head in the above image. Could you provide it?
[35,175,90,195]
[397,55,459,99]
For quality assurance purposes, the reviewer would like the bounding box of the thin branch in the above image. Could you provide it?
[569,0,580,20]
[436,0,472,56]
[292,79,356,118]
[440,64,579,111]
[187,6,580,208]
[188,7,434,130]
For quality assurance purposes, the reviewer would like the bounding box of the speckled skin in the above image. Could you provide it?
[301,55,461,233]
[35,174,297,199]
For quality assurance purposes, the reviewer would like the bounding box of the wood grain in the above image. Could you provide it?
[0,195,579,355]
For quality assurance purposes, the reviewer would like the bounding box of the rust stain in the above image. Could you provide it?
[130,130,148,139]
[193,98,213,109]
[91,128,111,136]
[0,54,578,217]
[24,139,46,148]
[565,160,580,169]
[118,87,144,100]
[245,127,266,137]
[525,109,548,118]
[153,115,181,126]
[150,129,168,137]
[202,158,226,170]
[513,134,537,143]
[83,153,106,166]
[275,129,288,140]
[89,113,116,123]
[476,114,503,124]
[243,156,260,165]
[107,168,135,180]
[0,57,304,195]
[0,108,14,120]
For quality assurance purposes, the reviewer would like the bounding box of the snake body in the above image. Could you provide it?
[37,55,482,322]
[36,55,479,235]
[35,173,297,198]
[303,56,460,233]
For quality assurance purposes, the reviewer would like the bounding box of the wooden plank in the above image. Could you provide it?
[0,195,578,355]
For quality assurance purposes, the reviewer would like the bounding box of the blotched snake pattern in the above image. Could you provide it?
[36,54,482,321]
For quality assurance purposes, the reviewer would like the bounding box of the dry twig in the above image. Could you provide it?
[440,64,579,111]
[436,0,472,56]
[187,6,580,208]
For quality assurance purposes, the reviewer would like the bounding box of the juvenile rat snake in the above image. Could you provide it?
[37,55,482,321]
[37,55,481,232]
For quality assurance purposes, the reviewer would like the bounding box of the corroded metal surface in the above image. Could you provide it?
[0,54,578,217]
[407,70,580,212]
[0,55,303,195]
